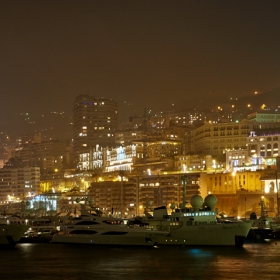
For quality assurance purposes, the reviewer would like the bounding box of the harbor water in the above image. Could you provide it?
[1,241,280,280]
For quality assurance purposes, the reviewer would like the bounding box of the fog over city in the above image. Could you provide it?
[1,1,280,139]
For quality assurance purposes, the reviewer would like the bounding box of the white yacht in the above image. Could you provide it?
[140,194,252,247]
[51,205,168,246]
[0,216,29,247]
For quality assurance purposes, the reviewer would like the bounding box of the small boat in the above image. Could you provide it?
[269,229,280,239]
[51,204,168,246]
[247,199,278,241]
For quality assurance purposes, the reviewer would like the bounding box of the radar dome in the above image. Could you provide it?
[204,194,218,209]
[190,195,204,209]
[170,203,176,210]
[179,202,185,209]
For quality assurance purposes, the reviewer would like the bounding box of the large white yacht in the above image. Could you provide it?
[51,205,168,246]
[0,216,29,247]
[140,194,252,247]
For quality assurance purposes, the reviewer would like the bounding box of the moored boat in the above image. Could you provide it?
[247,199,280,241]
[139,194,252,247]
[51,204,169,246]
[0,216,29,247]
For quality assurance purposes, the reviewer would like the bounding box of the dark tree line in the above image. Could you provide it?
[3,157,24,168]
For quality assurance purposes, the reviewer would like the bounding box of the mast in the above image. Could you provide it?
[181,175,188,207]
[276,156,280,216]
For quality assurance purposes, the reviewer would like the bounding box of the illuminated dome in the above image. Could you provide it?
[190,195,204,209]
[204,194,218,210]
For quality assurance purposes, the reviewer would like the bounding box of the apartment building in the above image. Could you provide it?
[247,111,280,123]
[115,129,144,145]
[247,128,280,158]
[190,119,280,156]
[12,140,68,174]
[73,95,118,164]
[0,167,40,203]
[87,173,204,217]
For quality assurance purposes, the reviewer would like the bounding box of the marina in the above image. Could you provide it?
[1,193,259,248]
[1,1,280,279]
[4,193,280,248]
[47,193,251,248]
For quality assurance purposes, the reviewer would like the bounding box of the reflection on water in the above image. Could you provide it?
[0,242,279,280]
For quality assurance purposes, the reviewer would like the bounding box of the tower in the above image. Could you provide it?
[73,95,118,166]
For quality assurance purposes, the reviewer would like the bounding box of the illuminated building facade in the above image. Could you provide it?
[206,170,264,194]
[79,144,136,172]
[174,154,213,172]
[205,168,279,218]
[133,139,182,159]
[225,149,249,171]
[248,128,280,158]
[79,139,181,174]
[115,129,144,145]
[190,119,280,156]
[73,95,118,165]
[88,173,203,217]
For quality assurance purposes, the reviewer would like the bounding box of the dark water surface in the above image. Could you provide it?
[1,241,279,280]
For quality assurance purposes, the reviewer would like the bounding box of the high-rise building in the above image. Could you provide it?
[73,95,118,165]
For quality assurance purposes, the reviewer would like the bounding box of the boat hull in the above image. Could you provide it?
[51,231,168,246]
[147,221,252,247]
[0,224,29,247]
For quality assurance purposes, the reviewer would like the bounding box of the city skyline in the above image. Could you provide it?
[1,1,280,138]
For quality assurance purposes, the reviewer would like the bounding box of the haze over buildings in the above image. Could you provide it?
[1,1,280,139]
[1,1,280,217]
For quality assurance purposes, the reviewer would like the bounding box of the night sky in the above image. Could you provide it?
[1,0,280,138]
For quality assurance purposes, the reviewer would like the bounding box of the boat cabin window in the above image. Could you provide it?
[69,230,97,235]
[75,221,100,225]
[72,218,82,221]
[102,220,124,225]
[101,231,127,235]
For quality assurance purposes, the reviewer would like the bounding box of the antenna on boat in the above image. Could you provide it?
[259,196,267,217]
